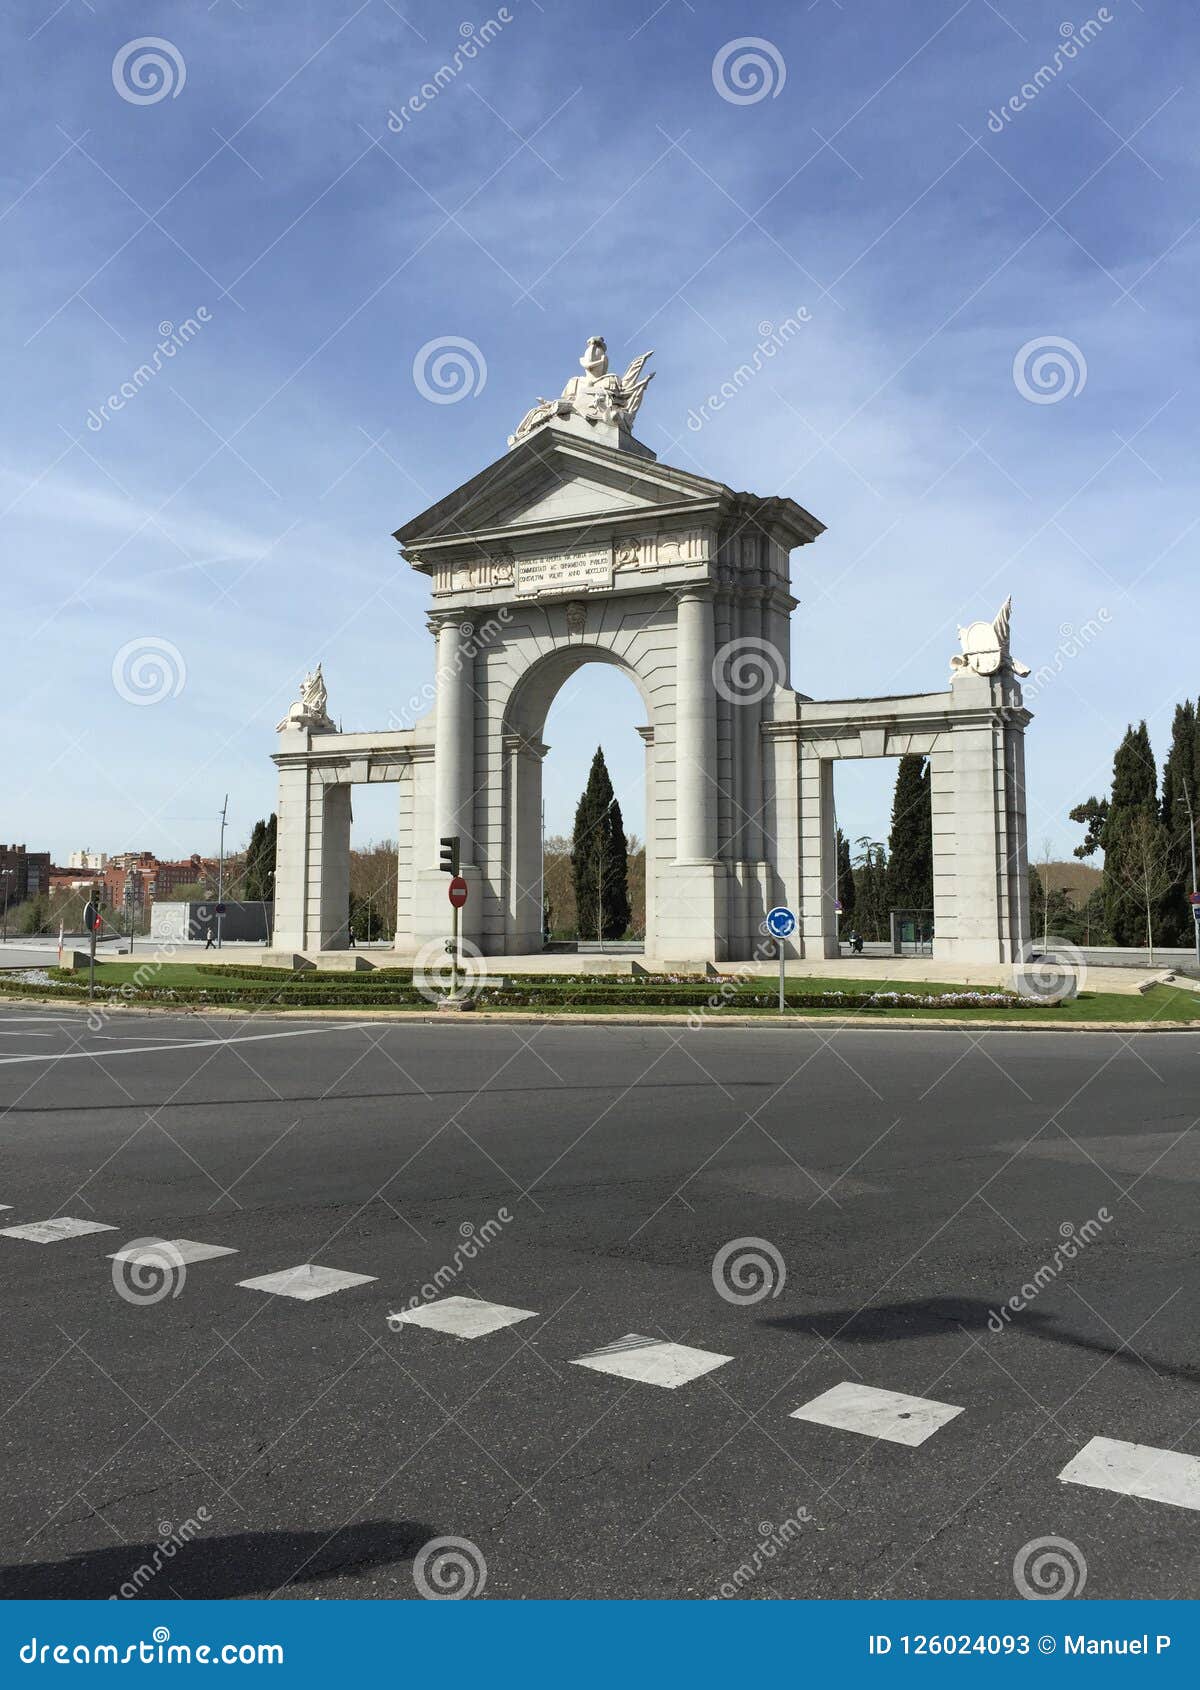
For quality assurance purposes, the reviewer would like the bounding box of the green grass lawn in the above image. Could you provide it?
[3,961,1199,1023]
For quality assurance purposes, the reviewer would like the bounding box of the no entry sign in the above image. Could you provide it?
[448,876,468,908]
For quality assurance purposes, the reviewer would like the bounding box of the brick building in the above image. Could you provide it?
[103,852,215,912]
[0,844,51,906]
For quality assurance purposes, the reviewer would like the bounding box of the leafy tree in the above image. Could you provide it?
[851,837,889,942]
[1104,809,1177,961]
[1069,796,1108,859]
[348,840,397,941]
[571,748,630,941]
[542,834,575,937]
[885,755,932,916]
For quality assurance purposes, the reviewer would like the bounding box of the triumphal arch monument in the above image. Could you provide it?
[271,337,1031,964]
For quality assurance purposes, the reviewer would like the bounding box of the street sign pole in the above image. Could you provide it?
[444,854,468,1001]
[216,794,228,951]
[84,891,99,999]
[764,907,797,1014]
[451,900,459,997]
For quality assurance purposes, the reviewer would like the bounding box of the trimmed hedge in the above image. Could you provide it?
[0,974,1029,1012]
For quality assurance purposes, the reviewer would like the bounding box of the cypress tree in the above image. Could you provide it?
[885,755,933,915]
[1101,723,1160,945]
[1160,701,1199,943]
[836,827,856,925]
[243,819,266,900]
[242,813,277,902]
[571,749,630,941]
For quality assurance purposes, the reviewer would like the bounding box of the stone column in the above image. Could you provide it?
[503,731,547,952]
[674,587,717,862]
[933,671,1033,963]
[433,613,475,860]
[637,724,656,953]
[798,746,839,959]
[655,586,727,959]
[317,781,352,950]
[269,734,312,954]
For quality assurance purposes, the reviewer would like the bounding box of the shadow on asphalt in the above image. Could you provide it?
[762,1296,1200,1384]
[0,1518,437,1599]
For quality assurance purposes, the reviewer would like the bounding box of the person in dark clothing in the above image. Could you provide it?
[204,926,216,950]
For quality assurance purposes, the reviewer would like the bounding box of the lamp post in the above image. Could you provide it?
[1,868,14,944]
[216,794,228,950]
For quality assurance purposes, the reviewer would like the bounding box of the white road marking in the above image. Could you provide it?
[0,1024,375,1067]
[109,1238,238,1267]
[237,1263,378,1301]
[0,1031,55,1038]
[570,1334,734,1389]
[0,1018,82,1025]
[1059,1435,1200,1511]
[390,1295,538,1339]
[0,1217,117,1243]
[790,1381,965,1446]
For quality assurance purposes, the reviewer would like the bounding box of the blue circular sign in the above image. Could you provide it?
[765,906,796,939]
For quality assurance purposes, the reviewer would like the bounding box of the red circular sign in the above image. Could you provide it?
[448,876,468,908]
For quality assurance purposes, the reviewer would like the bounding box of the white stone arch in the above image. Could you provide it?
[493,624,662,953]
[269,355,1031,967]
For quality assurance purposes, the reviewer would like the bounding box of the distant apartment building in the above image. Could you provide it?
[0,844,51,905]
[67,848,108,871]
[103,852,215,910]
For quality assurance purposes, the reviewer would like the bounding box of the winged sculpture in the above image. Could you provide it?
[951,597,1031,680]
[509,337,655,446]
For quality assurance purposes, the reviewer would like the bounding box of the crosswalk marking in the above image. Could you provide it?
[1058,1435,1200,1512]
[570,1334,734,1389]
[0,1217,117,1243]
[109,1239,239,1267]
[237,1263,378,1301]
[0,1202,1196,1523]
[790,1381,965,1447]
[389,1295,538,1338]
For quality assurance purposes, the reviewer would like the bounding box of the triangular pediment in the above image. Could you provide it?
[394,427,731,551]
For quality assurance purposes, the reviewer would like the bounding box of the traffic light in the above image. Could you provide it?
[439,836,460,876]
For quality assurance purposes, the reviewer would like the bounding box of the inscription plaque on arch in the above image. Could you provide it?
[515,544,613,596]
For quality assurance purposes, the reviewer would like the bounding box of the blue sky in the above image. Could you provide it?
[3,0,1196,864]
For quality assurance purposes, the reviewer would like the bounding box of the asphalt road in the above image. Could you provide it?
[0,1006,1197,1603]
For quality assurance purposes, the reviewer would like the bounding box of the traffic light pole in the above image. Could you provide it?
[440,835,462,1000]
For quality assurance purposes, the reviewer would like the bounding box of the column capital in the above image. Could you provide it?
[502,731,549,761]
[427,609,472,637]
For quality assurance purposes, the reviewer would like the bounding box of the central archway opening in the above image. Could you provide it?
[832,756,934,959]
[502,647,653,955]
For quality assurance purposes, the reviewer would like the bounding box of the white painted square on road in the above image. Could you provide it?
[0,1217,117,1243]
[570,1334,733,1389]
[390,1295,538,1338]
[790,1381,964,1446]
[110,1239,239,1267]
[237,1264,377,1301]
[1059,1436,1200,1512]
